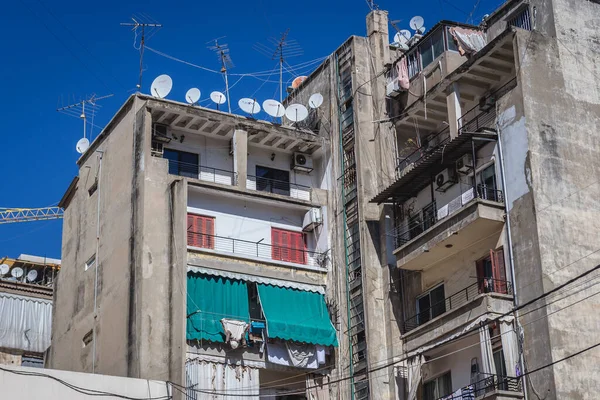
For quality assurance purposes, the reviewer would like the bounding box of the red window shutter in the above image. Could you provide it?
[292,232,306,264]
[187,213,198,247]
[492,248,507,293]
[204,216,215,249]
[187,214,214,249]
[271,228,305,264]
[272,228,282,260]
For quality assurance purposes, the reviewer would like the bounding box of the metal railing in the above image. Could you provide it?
[246,175,312,201]
[440,374,522,399]
[165,159,236,186]
[391,186,503,248]
[396,125,451,178]
[187,232,326,269]
[404,279,513,332]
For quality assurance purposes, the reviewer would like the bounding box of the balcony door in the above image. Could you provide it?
[256,166,290,196]
[476,164,498,201]
[416,284,446,325]
[164,149,199,178]
[476,249,507,294]
[271,228,306,265]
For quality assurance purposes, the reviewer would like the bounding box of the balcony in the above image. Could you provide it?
[404,279,512,333]
[165,159,237,186]
[246,175,312,202]
[187,231,326,271]
[441,374,523,400]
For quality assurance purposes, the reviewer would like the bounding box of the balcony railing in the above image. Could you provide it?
[246,175,311,201]
[404,279,513,332]
[392,186,503,248]
[439,374,522,399]
[187,232,326,269]
[396,125,451,178]
[166,159,236,186]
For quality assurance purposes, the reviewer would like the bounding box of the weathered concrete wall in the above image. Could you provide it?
[0,364,170,400]
[505,0,600,396]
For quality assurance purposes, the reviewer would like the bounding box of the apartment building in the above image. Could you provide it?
[49,94,340,398]
[370,0,600,399]
[0,254,59,367]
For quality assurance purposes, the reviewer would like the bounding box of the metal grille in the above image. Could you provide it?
[508,7,532,31]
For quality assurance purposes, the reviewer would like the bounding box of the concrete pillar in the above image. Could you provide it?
[232,129,248,189]
[446,83,462,139]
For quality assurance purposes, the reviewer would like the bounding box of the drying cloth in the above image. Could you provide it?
[221,319,248,349]
[449,27,487,56]
[316,345,326,365]
[286,341,318,369]
[396,57,410,90]
[267,341,318,369]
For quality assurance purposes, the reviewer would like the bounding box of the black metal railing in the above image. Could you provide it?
[391,185,503,248]
[440,374,522,399]
[165,159,236,186]
[404,279,513,332]
[396,125,452,177]
[187,232,325,268]
[246,175,312,201]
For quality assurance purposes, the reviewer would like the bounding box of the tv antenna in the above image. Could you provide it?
[57,94,114,140]
[208,38,233,113]
[254,29,303,103]
[120,15,163,90]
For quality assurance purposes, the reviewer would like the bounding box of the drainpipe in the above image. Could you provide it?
[92,150,104,374]
[495,114,528,400]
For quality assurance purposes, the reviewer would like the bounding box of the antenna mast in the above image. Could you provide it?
[57,94,114,140]
[121,16,162,90]
[208,38,233,113]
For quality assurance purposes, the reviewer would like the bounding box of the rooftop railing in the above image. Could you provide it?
[246,175,312,201]
[187,232,326,269]
[165,159,236,186]
[405,279,513,332]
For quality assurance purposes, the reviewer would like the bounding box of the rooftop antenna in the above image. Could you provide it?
[120,15,163,90]
[57,94,114,141]
[208,38,233,113]
[254,29,303,104]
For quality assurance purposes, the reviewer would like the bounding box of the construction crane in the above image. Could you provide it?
[0,207,64,224]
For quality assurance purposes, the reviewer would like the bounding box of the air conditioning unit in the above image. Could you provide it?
[303,208,323,232]
[152,123,172,143]
[386,80,402,97]
[292,152,314,173]
[456,154,474,174]
[435,168,457,192]
[479,95,495,112]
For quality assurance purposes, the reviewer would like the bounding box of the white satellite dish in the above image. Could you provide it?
[308,93,323,109]
[410,16,425,34]
[11,267,24,279]
[26,270,38,282]
[263,99,286,118]
[210,91,227,110]
[0,264,9,276]
[239,98,261,115]
[186,88,201,104]
[285,104,309,123]
[151,74,173,99]
[399,29,412,44]
[76,138,90,154]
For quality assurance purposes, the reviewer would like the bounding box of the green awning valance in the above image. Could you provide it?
[186,273,250,343]
[257,284,338,347]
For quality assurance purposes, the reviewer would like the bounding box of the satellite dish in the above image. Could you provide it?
[11,267,24,279]
[308,93,323,109]
[285,104,308,123]
[292,76,308,89]
[0,264,9,276]
[238,98,261,115]
[410,16,425,33]
[186,88,201,104]
[399,29,412,44]
[210,91,227,108]
[26,270,38,282]
[263,99,286,118]
[150,74,173,99]
[76,138,90,154]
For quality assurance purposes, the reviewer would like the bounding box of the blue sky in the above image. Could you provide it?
[0,0,503,259]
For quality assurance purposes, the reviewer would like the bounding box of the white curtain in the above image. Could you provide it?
[478,325,497,377]
[407,355,424,400]
[500,321,519,377]
[185,359,259,400]
[0,293,52,353]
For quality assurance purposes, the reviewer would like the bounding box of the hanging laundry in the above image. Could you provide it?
[449,27,487,56]
[266,341,318,369]
[220,319,248,349]
[396,57,410,90]
[316,345,326,365]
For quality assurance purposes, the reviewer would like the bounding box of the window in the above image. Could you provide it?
[164,149,199,178]
[420,28,445,69]
[88,179,98,196]
[476,249,507,294]
[508,6,532,31]
[446,26,459,52]
[407,51,420,78]
[256,166,290,196]
[85,254,96,271]
[187,213,215,249]
[417,284,446,325]
[476,164,499,201]
[423,371,452,400]
[271,228,306,264]
[82,329,93,348]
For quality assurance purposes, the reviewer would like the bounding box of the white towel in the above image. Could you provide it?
[221,319,248,349]
[316,345,326,365]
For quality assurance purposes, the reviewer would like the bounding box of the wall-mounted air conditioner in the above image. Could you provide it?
[303,208,322,232]
[456,154,474,174]
[435,168,457,192]
[386,80,402,97]
[152,123,171,143]
[292,152,313,173]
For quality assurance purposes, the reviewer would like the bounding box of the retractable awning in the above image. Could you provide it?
[257,284,338,347]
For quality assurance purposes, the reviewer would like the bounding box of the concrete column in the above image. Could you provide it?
[446,83,462,139]
[232,129,248,189]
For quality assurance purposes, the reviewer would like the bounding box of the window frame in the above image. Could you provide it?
[255,165,291,197]
[423,370,452,400]
[416,283,446,325]
[187,213,215,249]
[271,227,307,265]
[476,248,507,294]
[164,148,200,178]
